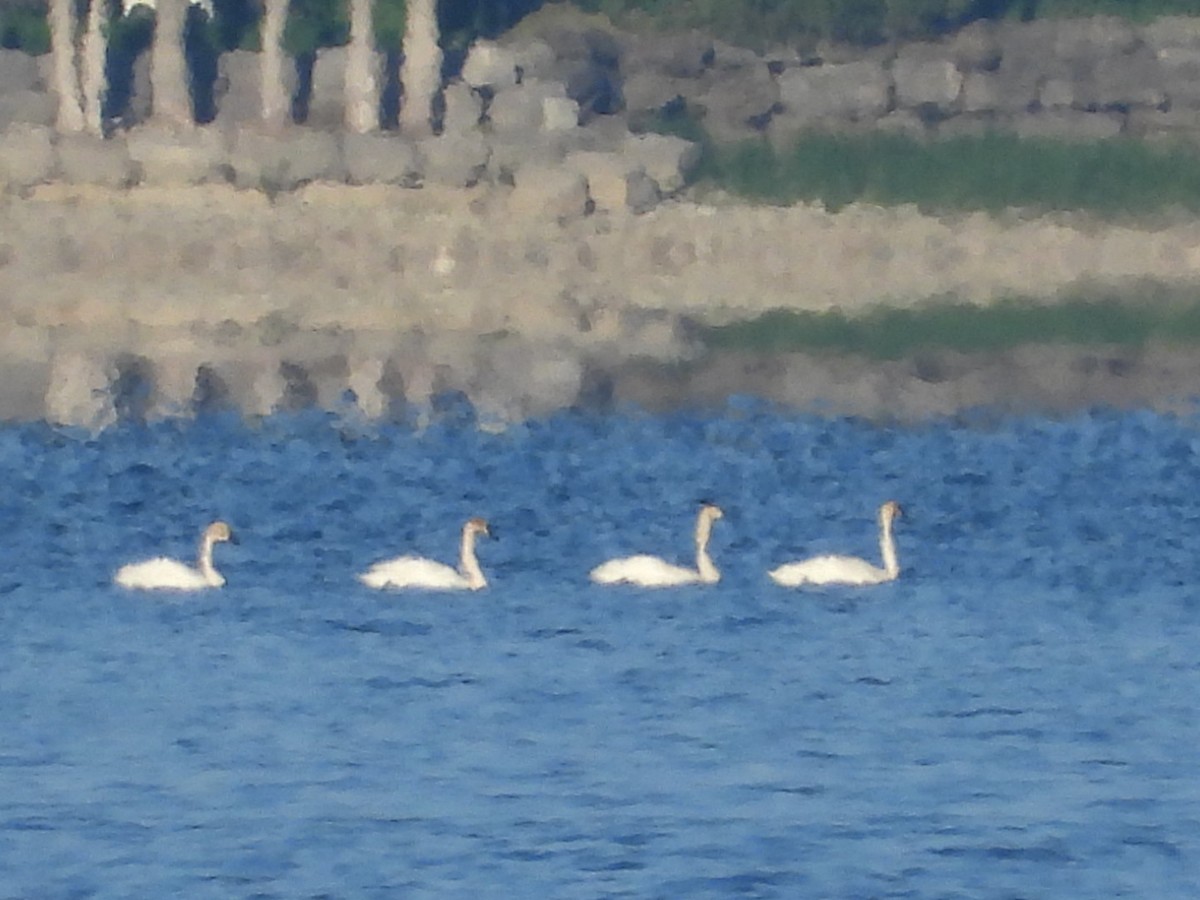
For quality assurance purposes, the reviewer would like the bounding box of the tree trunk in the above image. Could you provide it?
[80,0,109,134]
[344,0,377,133]
[398,0,440,137]
[150,0,193,127]
[260,0,290,129]
[48,0,85,132]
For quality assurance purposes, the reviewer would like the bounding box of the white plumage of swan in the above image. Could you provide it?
[114,521,237,591]
[769,501,903,587]
[590,503,724,587]
[359,517,492,591]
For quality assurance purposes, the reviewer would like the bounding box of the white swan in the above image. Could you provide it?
[769,501,902,587]
[114,521,237,591]
[359,517,492,591]
[590,503,724,587]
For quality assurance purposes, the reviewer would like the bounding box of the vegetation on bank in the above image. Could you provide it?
[6,0,1200,58]
[683,131,1200,217]
[701,289,1200,358]
[579,0,1200,49]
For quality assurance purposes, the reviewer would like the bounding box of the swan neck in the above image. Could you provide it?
[879,514,899,578]
[459,527,486,589]
[197,534,222,586]
[695,512,720,583]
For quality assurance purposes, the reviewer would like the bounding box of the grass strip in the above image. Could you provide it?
[700,292,1200,359]
[692,132,1200,216]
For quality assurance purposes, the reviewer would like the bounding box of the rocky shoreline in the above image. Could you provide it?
[2,182,1200,427]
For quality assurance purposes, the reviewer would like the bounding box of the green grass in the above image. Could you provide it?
[700,290,1200,358]
[693,132,1200,216]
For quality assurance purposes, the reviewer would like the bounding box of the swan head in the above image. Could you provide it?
[699,502,724,522]
[465,517,491,538]
[881,501,902,523]
[204,521,237,544]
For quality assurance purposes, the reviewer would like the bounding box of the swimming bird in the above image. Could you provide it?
[359,517,492,590]
[769,501,902,587]
[590,502,724,587]
[114,521,237,591]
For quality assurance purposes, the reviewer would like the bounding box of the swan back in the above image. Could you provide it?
[589,555,703,587]
[359,556,472,590]
[769,554,889,587]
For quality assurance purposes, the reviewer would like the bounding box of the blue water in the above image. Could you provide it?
[2,406,1198,898]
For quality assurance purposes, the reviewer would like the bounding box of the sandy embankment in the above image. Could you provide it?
[3,182,1200,425]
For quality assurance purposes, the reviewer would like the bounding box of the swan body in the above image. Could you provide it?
[360,517,492,591]
[115,521,236,591]
[769,501,902,587]
[590,503,724,587]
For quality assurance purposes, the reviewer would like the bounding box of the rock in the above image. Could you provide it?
[991,20,1066,111]
[307,46,349,129]
[1039,77,1076,110]
[214,49,300,128]
[0,51,40,92]
[56,134,136,188]
[462,40,522,89]
[226,127,344,191]
[1155,44,1200,107]
[486,133,571,185]
[542,94,580,131]
[1076,47,1166,109]
[1143,15,1200,51]
[942,20,1002,71]
[210,352,287,418]
[508,166,590,221]
[441,81,483,135]
[936,113,1000,140]
[471,337,584,423]
[623,29,714,79]
[44,350,116,429]
[342,132,421,185]
[414,132,489,187]
[694,62,779,142]
[0,89,56,129]
[621,132,699,194]
[777,60,891,121]
[508,38,559,83]
[960,70,1014,114]
[344,354,390,419]
[487,78,570,133]
[0,124,54,187]
[1053,16,1140,60]
[564,58,623,121]
[1012,110,1124,140]
[126,50,152,124]
[877,109,931,138]
[126,123,227,186]
[0,325,50,420]
[564,148,631,211]
[1127,105,1200,140]
[620,69,691,119]
[625,168,661,214]
[892,49,963,110]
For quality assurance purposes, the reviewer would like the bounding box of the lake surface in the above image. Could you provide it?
[1,405,1198,898]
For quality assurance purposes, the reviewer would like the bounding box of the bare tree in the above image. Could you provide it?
[80,0,110,134]
[344,0,378,132]
[150,0,194,126]
[398,0,439,136]
[48,0,86,131]
[260,0,290,129]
